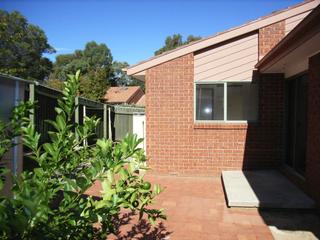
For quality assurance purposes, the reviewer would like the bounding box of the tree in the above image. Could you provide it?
[111,61,145,91]
[111,61,131,86]
[0,10,55,80]
[128,78,145,92]
[79,68,110,100]
[111,61,144,90]
[46,78,64,91]
[49,41,113,101]
[154,34,201,55]
[186,35,202,44]
[0,71,165,239]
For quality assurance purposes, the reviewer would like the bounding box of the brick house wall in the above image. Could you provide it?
[259,20,285,58]
[145,53,285,176]
[306,52,320,204]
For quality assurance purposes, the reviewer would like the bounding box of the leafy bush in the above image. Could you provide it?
[0,71,165,239]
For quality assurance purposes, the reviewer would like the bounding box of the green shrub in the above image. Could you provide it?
[0,71,165,239]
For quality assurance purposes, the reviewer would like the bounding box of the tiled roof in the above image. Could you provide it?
[102,86,142,104]
[136,94,145,106]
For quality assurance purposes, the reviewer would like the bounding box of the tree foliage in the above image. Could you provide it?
[79,68,110,100]
[111,61,145,91]
[48,41,113,101]
[154,34,201,56]
[0,10,55,80]
[46,78,64,91]
[0,71,165,239]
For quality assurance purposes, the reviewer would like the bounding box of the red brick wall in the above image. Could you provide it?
[145,54,285,176]
[306,52,320,205]
[259,21,285,58]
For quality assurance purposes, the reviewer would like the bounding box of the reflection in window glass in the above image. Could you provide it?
[196,84,224,120]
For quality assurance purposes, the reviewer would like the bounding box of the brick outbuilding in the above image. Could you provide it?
[127,1,320,205]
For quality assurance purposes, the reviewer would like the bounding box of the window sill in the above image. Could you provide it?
[193,122,248,130]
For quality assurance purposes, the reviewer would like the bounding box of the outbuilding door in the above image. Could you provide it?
[285,74,308,176]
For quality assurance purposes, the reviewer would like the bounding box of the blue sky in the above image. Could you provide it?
[2,0,301,65]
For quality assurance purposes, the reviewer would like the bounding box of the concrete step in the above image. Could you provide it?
[222,170,315,209]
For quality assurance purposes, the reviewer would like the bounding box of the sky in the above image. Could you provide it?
[1,0,301,65]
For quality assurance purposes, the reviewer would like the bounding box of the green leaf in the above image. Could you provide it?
[119,168,128,180]
[130,192,137,203]
[56,115,66,131]
[148,215,156,225]
[54,107,63,114]
[95,200,108,210]
[154,184,162,195]
[43,143,55,156]
[106,171,114,183]
[75,69,81,80]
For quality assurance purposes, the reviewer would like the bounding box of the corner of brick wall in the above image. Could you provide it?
[259,21,285,58]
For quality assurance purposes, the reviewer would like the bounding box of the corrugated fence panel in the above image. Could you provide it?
[112,106,144,141]
[86,107,104,145]
[114,113,133,141]
[34,86,60,145]
[194,33,258,81]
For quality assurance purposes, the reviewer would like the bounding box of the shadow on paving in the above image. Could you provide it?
[259,209,320,239]
[237,74,320,239]
[222,172,320,239]
[110,212,172,240]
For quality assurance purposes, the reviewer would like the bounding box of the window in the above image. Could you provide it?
[195,82,258,122]
[227,83,258,121]
[196,84,224,120]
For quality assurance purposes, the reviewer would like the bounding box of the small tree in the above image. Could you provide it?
[0,71,165,239]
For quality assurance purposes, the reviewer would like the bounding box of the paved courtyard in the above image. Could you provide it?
[86,174,320,240]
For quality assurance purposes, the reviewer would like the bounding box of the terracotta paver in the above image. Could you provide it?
[87,174,275,239]
[88,174,320,239]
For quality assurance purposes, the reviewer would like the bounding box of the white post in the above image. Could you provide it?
[83,105,87,146]
[224,82,227,121]
[75,96,79,141]
[29,83,35,125]
[103,104,107,139]
[13,80,20,175]
[108,106,112,140]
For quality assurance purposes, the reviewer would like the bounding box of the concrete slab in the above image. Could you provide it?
[222,170,315,209]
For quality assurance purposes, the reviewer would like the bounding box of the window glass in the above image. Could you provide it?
[227,82,258,121]
[196,84,224,120]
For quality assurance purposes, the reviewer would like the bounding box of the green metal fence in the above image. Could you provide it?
[25,83,111,146]
[0,73,145,177]
[112,105,145,141]
[32,85,61,144]
[1,73,145,147]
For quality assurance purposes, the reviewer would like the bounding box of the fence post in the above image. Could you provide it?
[103,104,107,139]
[75,96,79,141]
[108,106,112,140]
[83,105,87,146]
[29,83,35,125]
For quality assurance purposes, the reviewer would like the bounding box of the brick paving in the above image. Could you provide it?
[87,174,274,239]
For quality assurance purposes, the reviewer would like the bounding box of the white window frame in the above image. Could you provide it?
[194,80,257,124]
